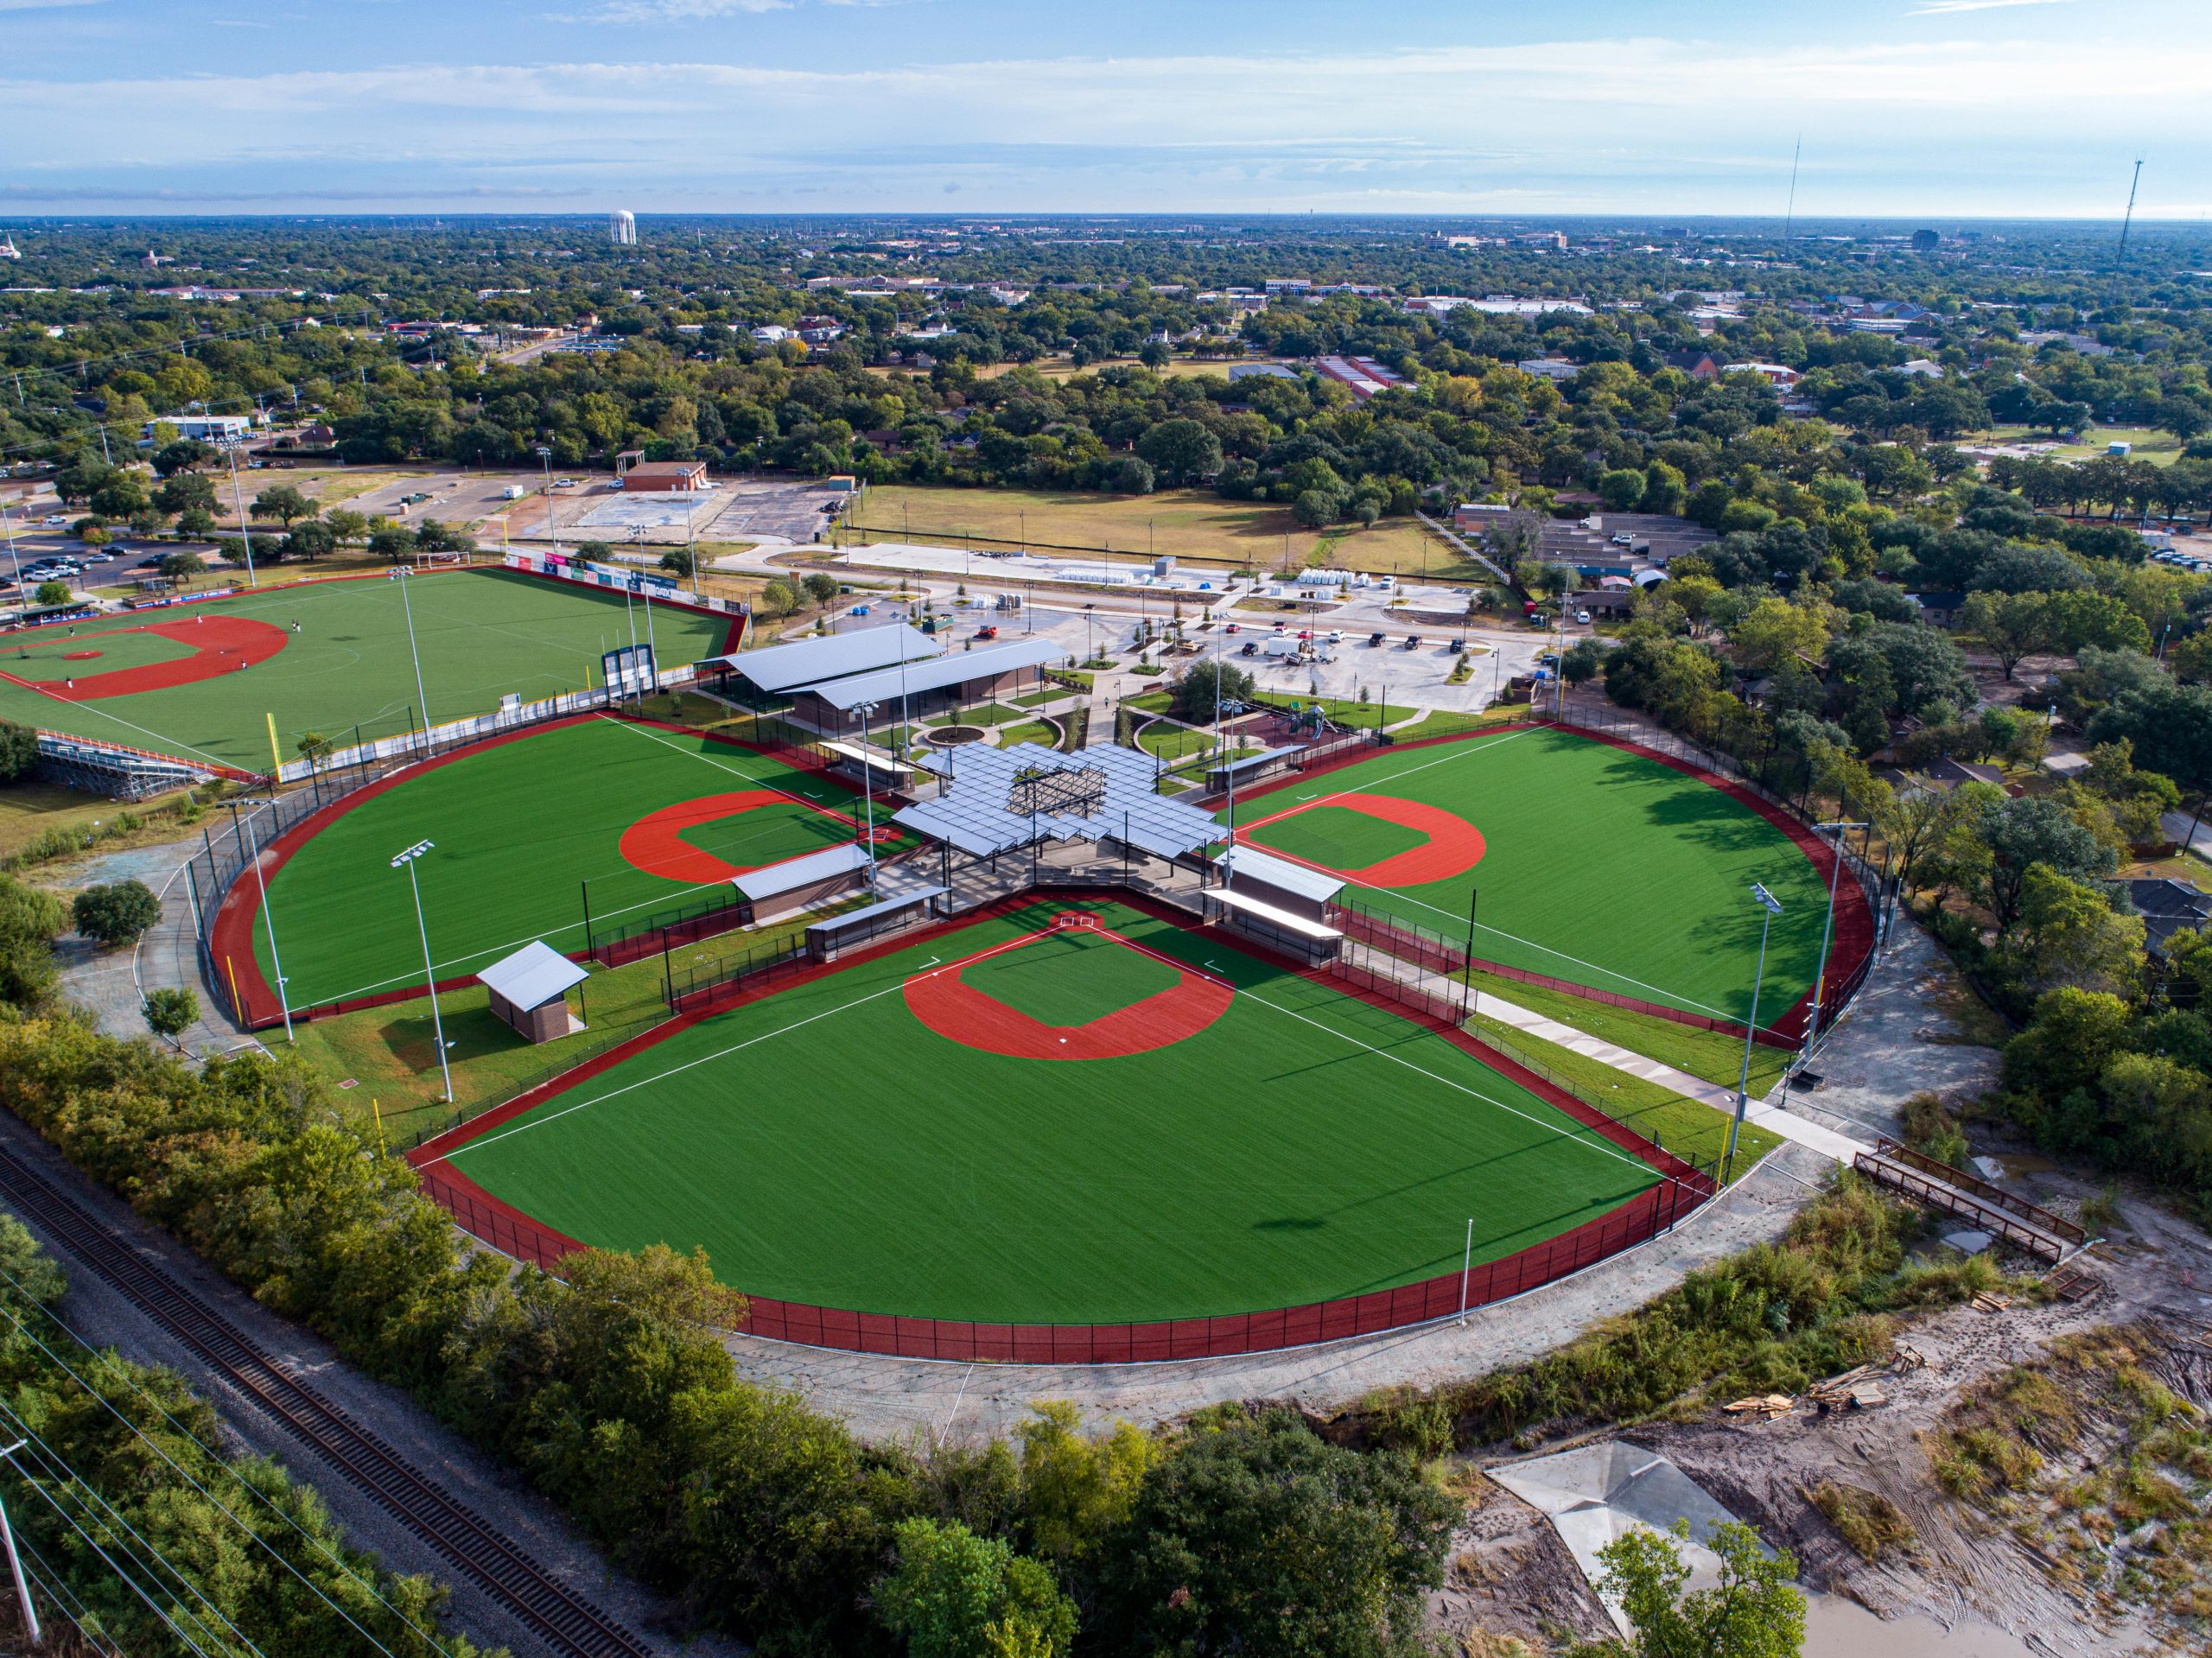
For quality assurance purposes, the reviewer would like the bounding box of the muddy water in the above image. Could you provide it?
[1802,1593,2144,1657]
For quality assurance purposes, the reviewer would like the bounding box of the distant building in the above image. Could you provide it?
[1517,358,1580,383]
[1661,349,1722,381]
[610,211,637,246]
[143,413,252,446]
[617,460,709,492]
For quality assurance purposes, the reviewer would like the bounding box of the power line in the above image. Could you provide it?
[0,1276,423,1656]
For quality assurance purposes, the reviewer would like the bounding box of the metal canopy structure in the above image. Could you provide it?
[1217,845,1346,905]
[730,842,873,902]
[709,625,940,695]
[897,741,1222,861]
[805,638,1071,715]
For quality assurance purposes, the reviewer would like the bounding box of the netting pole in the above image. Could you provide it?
[579,880,594,959]
[662,927,673,1009]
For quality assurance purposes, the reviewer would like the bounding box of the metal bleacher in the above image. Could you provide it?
[35,731,215,801]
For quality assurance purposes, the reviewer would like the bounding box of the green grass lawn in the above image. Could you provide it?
[291,903,843,1137]
[1466,969,1792,1096]
[1225,725,1833,1026]
[1974,423,2183,467]
[1248,690,1417,726]
[0,569,732,771]
[441,899,1662,1324]
[245,715,906,1012]
[1392,708,1521,741]
[1470,1015,1782,1177]
[1137,721,1258,764]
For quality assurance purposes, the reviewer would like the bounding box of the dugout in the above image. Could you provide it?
[1205,746,1298,792]
[819,739,915,801]
[1209,848,1344,965]
[734,842,874,924]
[478,941,589,1045]
[806,885,947,961]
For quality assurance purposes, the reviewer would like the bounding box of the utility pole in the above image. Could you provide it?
[1782,135,1802,251]
[2119,157,2145,259]
[0,1441,38,1650]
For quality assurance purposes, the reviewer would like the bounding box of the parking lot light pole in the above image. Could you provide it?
[0,498,22,602]
[391,840,453,1102]
[1727,882,1784,1183]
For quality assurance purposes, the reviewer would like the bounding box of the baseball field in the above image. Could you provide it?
[1225,725,1838,1028]
[0,569,733,771]
[423,899,1670,1326]
[222,715,905,1018]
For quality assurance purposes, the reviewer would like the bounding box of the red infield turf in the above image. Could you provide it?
[0,614,289,700]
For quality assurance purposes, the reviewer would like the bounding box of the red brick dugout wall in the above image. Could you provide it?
[407,889,1719,1364]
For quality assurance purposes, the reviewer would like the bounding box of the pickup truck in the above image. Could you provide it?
[975,625,999,640]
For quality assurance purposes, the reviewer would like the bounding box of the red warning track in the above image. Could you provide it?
[617,790,877,883]
[1237,791,1486,886]
[903,922,1233,1060]
[0,615,289,700]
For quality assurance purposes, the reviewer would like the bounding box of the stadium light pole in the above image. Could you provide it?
[1802,820,1866,1070]
[392,567,434,756]
[0,498,22,615]
[233,803,293,1043]
[1727,882,1784,1184]
[1456,1217,1473,1324]
[536,446,560,559]
[391,840,453,1103]
[222,440,260,589]
[852,701,880,887]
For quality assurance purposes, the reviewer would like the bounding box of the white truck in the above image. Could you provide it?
[501,485,527,500]
[1261,635,1300,659]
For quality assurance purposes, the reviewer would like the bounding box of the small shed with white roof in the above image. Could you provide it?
[477,940,589,1045]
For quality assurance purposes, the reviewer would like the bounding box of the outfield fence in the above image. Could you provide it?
[1531,702,1890,1045]
[1326,896,1802,1051]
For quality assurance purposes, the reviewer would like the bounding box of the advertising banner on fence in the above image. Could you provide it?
[502,549,746,619]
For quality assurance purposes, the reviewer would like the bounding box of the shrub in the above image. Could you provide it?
[71,879,162,947]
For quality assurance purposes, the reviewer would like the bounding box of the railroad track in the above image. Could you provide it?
[0,1145,657,1658]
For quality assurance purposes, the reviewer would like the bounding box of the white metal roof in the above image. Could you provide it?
[807,886,945,936]
[731,842,873,901]
[896,740,1221,861]
[714,626,939,694]
[804,638,1071,714]
[1207,886,1344,940]
[1218,845,1345,905]
[476,940,589,1010]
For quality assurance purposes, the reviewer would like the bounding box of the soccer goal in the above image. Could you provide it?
[412,549,470,569]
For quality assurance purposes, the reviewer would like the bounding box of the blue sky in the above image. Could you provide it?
[0,0,2203,217]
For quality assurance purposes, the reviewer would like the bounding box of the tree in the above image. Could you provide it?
[1291,487,1338,529]
[72,880,162,948]
[285,520,336,562]
[151,438,216,477]
[367,524,417,562]
[88,473,149,521]
[874,1518,1076,1658]
[802,572,841,610]
[1573,1521,1803,1658]
[1095,1407,1457,1658]
[1597,467,1647,511]
[1169,658,1255,725]
[1726,597,1827,675]
[1959,589,2057,681]
[143,987,197,1048]
[1561,639,1607,687]
[296,731,334,761]
[760,578,798,617]
[32,581,69,607]
[1135,419,1223,487]
[158,549,204,585]
[1978,793,2118,936]
[659,548,696,577]
[324,507,370,546]
[1014,1401,1155,1566]
[0,721,35,784]
[0,875,64,1008]
[153,470,218,519]
[2005,865,2142,998]
[250,485,317,529]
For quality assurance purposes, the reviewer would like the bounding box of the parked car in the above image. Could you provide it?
[1325,629,1344,643]
[1575,609,1592,625]
[1403,634,1422,649]
[1368,631,1386,646]
[1240,641,1259,656]
[1611,532,1634,547]
[1225,622,1241,634]
[40,515,65,527]
[1449,638,1467,655]
[975,625,999,640]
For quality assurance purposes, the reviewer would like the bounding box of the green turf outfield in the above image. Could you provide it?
[0,570,730,769]
[1226,726,1831,1026]
[246,715,904,1009]
[3,626,197,680]
[439,899,1662,1324]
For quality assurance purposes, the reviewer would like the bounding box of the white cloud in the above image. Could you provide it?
[555,0,787,16]
[0,0,104,10]
[0,32,2192,215]
[1909,0,2070,12]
